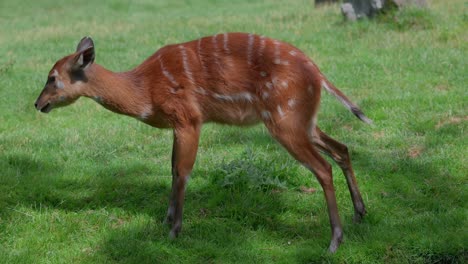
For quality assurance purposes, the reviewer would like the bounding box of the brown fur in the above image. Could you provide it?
[34,33,370,252]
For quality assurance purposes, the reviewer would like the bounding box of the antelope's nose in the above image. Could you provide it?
[34,102,38,108]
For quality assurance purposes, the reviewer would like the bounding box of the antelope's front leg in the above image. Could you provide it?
[166,124,200,239]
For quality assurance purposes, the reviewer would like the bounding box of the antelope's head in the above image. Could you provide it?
[34,37,95,113]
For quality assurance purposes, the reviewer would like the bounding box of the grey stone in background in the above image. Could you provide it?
[341,3,358,21]
[340,0,427,21]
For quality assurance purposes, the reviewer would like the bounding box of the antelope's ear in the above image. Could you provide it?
[72,38,95,70]
[76,36,94,52]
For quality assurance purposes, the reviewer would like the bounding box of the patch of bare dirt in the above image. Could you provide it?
[435,116,468,129]
[300,186,317,194]
[408,145,424,158]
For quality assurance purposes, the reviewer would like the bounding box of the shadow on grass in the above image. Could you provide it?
[1,124,465,262]
[0,149,334,262]
[346,136,466,263]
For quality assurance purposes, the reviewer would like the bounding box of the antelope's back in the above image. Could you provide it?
[138,33,321,126]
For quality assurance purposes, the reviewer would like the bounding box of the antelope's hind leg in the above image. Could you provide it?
[311,127,366,222]
[266,120,343,253]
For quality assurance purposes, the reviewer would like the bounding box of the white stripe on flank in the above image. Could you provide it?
[287,98,296,108]
[289,50,297,56]
[265,82,273,90]
[247,33,254,65]
[258,36,266,59]
[262,91,269,100]
[223,33,233,67]
[197,38,207,76]
[273,40,281,65]
[223,33,230,54]
[212,92,254,103]
[158,56,179,87]
[198,38,202,55]
[179,45,194,84]
[195,87,207,95]
[212,34,220,68]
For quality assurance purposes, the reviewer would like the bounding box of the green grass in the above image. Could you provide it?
[0,0,466,263]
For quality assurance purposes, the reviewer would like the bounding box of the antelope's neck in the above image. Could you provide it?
[82,64,152,118]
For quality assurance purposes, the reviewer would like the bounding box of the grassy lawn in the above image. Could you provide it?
[0,0,466,263]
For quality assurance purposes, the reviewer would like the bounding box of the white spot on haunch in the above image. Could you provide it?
[260,71,267,77]
[277,105,285,118]
[308,85,314,94]
[52,70,59,77]
[273,40,281,65]
[272,77,280,85]
[261,110,271,120]
[287,98,296,108]
[281,81,288,89]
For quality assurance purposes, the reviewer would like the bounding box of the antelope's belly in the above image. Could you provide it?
[205,102,260,126]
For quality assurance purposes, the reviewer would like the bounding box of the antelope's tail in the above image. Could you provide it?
[321,77,373,124]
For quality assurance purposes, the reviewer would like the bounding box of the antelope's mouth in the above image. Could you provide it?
[39,103,52,113]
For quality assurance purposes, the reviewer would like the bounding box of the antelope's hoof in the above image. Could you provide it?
[353,208,367,223]
[328,229,343,253]
[164,215,174,226]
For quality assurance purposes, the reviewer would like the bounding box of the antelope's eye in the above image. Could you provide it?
[47,76,56,84]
